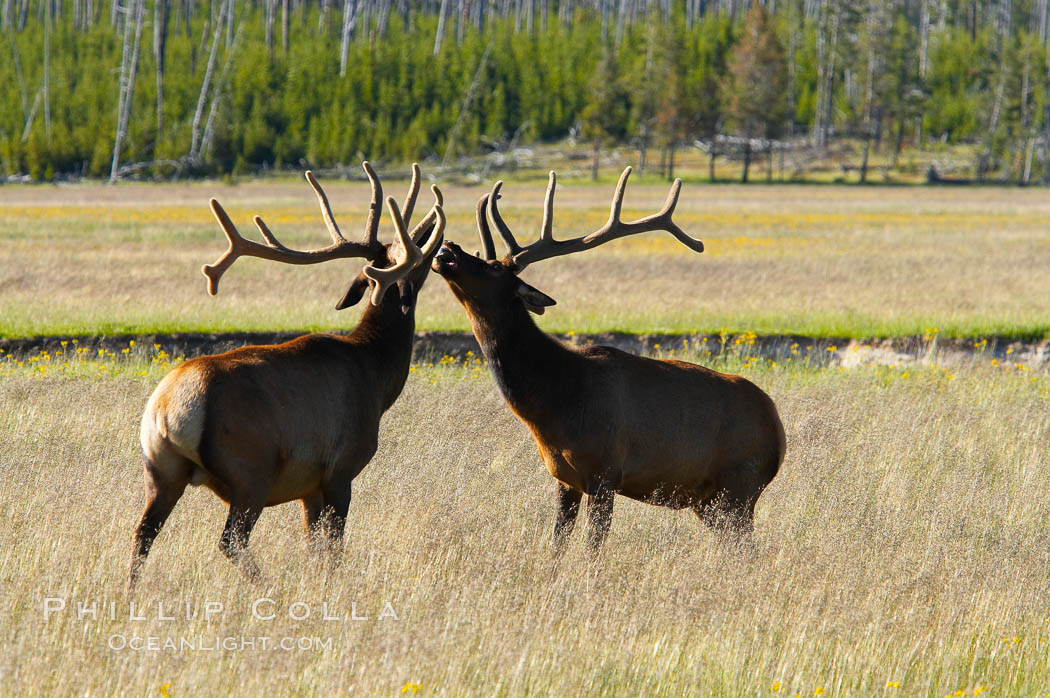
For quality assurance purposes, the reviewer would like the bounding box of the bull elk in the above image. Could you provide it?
[432,167,785,552]
[131,163,445,589]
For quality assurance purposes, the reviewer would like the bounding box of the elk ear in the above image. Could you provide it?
[335,275,371,310]
[516,281,556,315]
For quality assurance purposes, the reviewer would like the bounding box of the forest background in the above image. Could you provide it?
[1,0,1047,185]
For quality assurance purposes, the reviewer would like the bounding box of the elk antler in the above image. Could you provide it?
[362,185,445,306]
[479,167,704,271]
[203,162,399,295]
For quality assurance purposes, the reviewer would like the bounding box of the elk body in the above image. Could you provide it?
[432,168,785,551]
[131,164,445,589]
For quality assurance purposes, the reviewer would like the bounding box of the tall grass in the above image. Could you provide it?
[1,352,1048,696]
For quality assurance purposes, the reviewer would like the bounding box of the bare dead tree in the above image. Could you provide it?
[199,10,246,159]
[110,0,146,181]
[6,30,28,124]
[442,41,492,164]
[339,0,359,75]
[281,0,288,52]
[154,0,171,144]
[225,0,233,46]
[43,0,51,135]
[189,0,228,160]
[434,0,448,54]
[265,0,275,58]
[375,0,390,37]
[318,0,328,31]
[812,0,838,147]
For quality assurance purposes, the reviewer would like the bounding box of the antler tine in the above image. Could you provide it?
[361,161,384,247]
[508,166,704,270]
[605,165,631,232]
[540,170,556,242]
[476,193,497,260]
[304,171,346,244]
[402,162,421,228]
[362,194,445,306]
[202,194,377,296]
[408,185,442,245]
[487,181,524,256]
[416,196,445,259]
[202,199,248,295]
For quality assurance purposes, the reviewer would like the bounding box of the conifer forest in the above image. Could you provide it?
[1,0,1047,183]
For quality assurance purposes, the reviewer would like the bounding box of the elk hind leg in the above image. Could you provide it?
[130,452,192,592]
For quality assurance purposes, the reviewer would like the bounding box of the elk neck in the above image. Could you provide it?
[344,294,418,410]
[466,300,583,423]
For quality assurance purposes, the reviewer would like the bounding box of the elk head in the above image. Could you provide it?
[432,166,704,317]
[205,162,445,314]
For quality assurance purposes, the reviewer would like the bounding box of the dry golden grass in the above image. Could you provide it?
[2,352,1049,696]
[1,179,1048,337]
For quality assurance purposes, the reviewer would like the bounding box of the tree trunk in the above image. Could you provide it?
[281,0,288,53]
[708,143,716,182]
[190,0,227,160]
[110,0,145,181]
[43,0,51,135]
[741,141,751,183]
[339,0,357,75]
[638,130,648,175]
[7,31,28,124]
[265,0,274,59]
[667,139,675,181]
[376,0,390,38]
[199,16,244,160]
[591,138,600,180]
[614,0,626,47]
[859,134,870,183]
[433,0,447,54]
[154,0,170,147]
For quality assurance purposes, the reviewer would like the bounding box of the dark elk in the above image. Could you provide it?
[432,167,785,552]
[131,163,445,590]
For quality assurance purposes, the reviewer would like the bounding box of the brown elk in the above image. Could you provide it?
[432,167,785,552]
[131,163,445,589]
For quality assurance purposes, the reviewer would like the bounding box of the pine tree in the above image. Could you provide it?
[724,0,789,183]
[580,47,629,180]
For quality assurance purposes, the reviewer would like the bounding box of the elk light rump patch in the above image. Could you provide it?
[140,362,209,465]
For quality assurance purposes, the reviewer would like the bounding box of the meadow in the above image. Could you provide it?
[0,346,1048,696]
[1,178,1049,696]
[1,177,1049,339]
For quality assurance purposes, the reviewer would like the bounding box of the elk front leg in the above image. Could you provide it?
[551,482,582,555]
[219,501,264,582]
[586,487,614,553]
